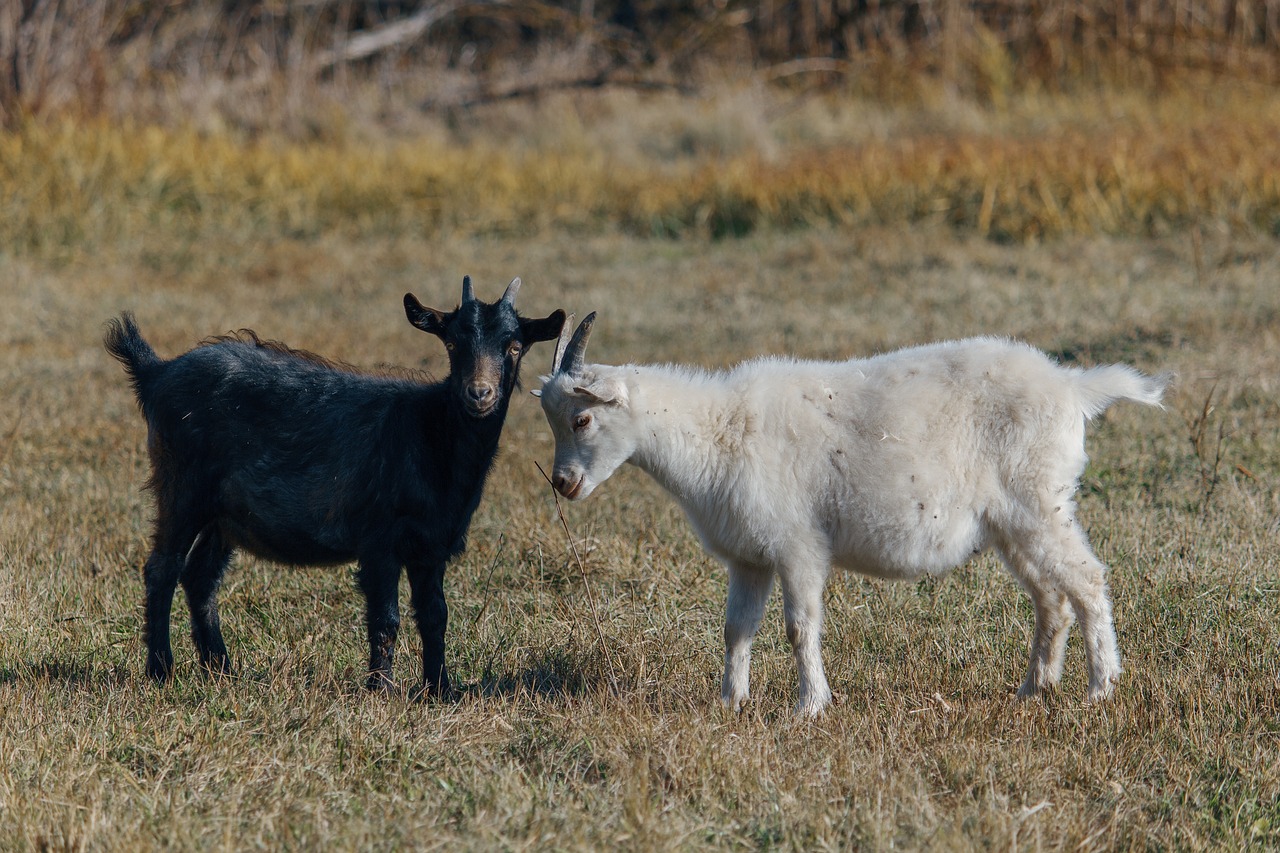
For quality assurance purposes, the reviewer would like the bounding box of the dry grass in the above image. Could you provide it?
[2,219,1278,849]
[2,82,1279,261]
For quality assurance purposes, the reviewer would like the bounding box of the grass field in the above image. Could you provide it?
[4,83,1280,260]
[2,209,1278,848]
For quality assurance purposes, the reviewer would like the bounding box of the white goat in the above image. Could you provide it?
[537,315,1171,717]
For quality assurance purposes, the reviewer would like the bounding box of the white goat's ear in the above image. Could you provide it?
[530,375,554,398]
[571,378,628,407]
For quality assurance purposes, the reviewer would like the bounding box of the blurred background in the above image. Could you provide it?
[6,0,1280,122]
[2,0,1278,255]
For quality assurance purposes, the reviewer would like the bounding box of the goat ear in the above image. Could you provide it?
[571,378,628,408]
[404,293,448,338]
[521,309,567,345]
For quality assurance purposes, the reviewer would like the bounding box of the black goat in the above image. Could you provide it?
[105,277,565,696]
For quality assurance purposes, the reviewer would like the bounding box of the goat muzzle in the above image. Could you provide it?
[463,381,497,416]
[552,471,584,500]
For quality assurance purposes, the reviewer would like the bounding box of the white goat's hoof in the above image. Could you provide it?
[1086,675,1119,703]
[794,691,832,720]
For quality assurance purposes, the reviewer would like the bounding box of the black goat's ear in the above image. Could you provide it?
[404,293,448,338]
[521,309,567,345]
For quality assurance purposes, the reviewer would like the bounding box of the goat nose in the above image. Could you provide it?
[551,473,568,493]
[467,382,494,403]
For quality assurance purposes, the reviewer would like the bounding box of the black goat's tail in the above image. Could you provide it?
[104,312,162,398]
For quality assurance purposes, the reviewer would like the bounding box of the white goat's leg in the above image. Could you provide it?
[1031,525,1122,701]
[1023,591,1075,698]
[721,562,774,712]
[1062,563,1122,701]
[999,545,1076,697]
[779,560,832,719]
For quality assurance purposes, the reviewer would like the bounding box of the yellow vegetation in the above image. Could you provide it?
[3,85,1278,256]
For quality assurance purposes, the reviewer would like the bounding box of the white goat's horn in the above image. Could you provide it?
[461,275,475,304]
[559,312,597,376]
[500,276,521,305]
[550,313,575,375]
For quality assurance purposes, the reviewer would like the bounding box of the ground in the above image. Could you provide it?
[1,223,1277,849]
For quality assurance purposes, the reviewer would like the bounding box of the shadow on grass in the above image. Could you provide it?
[0,651,617,706]
[467,647,606,702]
[0,657,132,689]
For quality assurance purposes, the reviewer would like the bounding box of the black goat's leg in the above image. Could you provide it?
[143,502,215,682]
[142,473,219,683]
[357,557,401,691]
[142,546,184,682]
[181,525,234,676]
[407,561,451,699]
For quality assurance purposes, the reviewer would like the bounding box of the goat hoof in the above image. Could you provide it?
[146,658,174,683]
[410,682,459,703]
[199,658,234,679]
[794,690,833,720]
[365,673,398,693]
[1018,667,1068,700]
[1086,681,1118,704]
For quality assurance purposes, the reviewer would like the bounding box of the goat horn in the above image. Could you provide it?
[550,312,575,374]
[500,277,521,305]
[559,311,597,376]
[461,275,474,304]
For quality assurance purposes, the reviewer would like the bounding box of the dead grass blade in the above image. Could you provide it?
[535,460,621,697]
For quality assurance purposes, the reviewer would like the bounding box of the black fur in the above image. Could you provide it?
[105,281,565,696]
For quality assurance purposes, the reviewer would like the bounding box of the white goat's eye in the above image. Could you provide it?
[572,413,592,432]
[507,341,522,357]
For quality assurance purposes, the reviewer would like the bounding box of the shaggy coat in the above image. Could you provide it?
[539,321,1170,717]
[106,279,565,695]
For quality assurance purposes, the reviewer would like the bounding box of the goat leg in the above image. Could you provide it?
[181,525,234,676]
[142,547,186,682]
[722,561,774,712]
[358,559,401,691]
[408,561,452,699]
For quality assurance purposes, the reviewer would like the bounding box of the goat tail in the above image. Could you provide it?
[104,312,162,394]
[1074,363,1174,420]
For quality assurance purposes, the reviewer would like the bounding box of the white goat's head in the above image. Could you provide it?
[535,313,634,500]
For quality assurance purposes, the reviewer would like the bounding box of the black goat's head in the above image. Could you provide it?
[404,276,566,418]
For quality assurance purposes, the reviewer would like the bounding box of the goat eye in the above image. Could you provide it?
[444,341,455,353]
[572,413,592,432]
[507,341,522,357]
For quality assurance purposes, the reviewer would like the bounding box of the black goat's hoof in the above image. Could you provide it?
[365,673,398,694]
[199,658,234,679]
[146,658,174,683]
[410,682,458,704]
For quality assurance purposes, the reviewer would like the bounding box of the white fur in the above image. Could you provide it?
[539,336,1171,717]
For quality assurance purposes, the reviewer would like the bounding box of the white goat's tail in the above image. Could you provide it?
[1074,364,1174,419]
